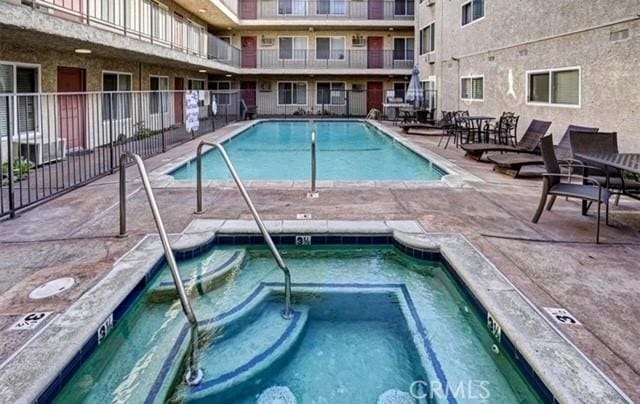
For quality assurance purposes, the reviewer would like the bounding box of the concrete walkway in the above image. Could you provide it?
[0,120,638,401]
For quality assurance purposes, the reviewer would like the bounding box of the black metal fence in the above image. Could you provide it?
[0,90,240,218]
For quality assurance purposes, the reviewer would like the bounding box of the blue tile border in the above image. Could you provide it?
[38,232,553,404]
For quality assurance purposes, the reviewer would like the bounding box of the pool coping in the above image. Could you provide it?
[0,220,630,404]
[148,119,482,190]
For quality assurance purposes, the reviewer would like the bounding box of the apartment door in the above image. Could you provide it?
[174,77,184,123]
[57,67,86,150]
[367,37,384,68]
[367,81,383,112]
[368,0,384,19]
[240,81,257,108]
[240,0,258,19]
[241,36,258,68]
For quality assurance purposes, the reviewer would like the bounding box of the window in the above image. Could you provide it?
[527,67,580,106]
[317,82,345,105]
[151,2,170,43]
[278,82,307,105]
[209,81,231,105]
[394,0,414,16]
[150,76,169,114]
[393,37,414,61]
[279,37,307,60]
[462,0,484,26]
[102,72,132,120]
[316,37,345,60]
[394,82,408,100]
[278,0,307,16]
[187,21,205,56]
[422,80,437,109]
[0,63,40,137]
[317,0,345,15]
[461,76,483,101]
[420,23,435,54]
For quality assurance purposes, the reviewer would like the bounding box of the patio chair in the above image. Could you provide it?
[461,119,552,160]
[487,125,598,177]
[569,131,640,205]
[532,135,610,243]
[485,113,519,145]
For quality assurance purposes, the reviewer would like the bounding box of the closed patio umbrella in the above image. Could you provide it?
[404,65,424,108]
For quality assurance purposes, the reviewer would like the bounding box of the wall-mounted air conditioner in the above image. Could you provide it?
[261,36,275,47]
[424,52,436,64]
[352,35,365,47]
[13,137,66,166]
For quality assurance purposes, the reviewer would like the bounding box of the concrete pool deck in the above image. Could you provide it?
[0,120,639,401]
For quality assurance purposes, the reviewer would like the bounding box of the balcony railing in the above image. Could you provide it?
[29,0,241,67]
[240,0,414,20]
[240,49,414,69]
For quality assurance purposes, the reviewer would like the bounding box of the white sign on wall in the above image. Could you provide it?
[185,91,200,133]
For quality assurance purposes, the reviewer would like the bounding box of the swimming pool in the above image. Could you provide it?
[170,120,446,181]
[53,244,542,403]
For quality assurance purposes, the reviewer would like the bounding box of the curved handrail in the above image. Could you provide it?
[118,152,203,386]
[310,127,317,195]
[195,141,293,319]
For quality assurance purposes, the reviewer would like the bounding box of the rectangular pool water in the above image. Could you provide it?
[170,120,446,181]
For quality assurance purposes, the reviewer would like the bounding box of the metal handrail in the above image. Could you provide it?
[311,128,317,194]
[118,152,203,386]
[195,141,293,319]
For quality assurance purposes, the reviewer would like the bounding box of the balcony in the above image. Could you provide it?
[22,0,241,69]
[239,0,414,20]
[240,49,414,71]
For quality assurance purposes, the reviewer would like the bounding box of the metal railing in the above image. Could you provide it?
[241,49,414,70]
[308,126,318,198]
[241,0,414,19]
[0,90,241,218]
[29,0,241,67]
[195,141,293,318]
[118,151,203,385]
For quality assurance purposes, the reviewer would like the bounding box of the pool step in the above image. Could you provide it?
[184,303,309,403]
[149,249,246,302]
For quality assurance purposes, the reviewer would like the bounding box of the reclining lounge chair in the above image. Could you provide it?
[460,119,552,160]
[487,125,599,177]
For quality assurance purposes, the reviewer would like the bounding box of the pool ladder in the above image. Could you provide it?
[118,152,203,386]
[195,141,293,319]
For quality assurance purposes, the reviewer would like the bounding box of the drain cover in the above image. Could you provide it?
[29,277,75,299]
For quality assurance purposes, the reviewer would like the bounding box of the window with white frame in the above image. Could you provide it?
[394,82,409,100]
[527,67,580,106]
[393,37,414,61]
[394,0,414,16]
[316,0,345,15]
[317,82,345,105]
[150,76,169,114]
[278,82,307,105]
[462,0,484,26]
[279,37,307,60]
[420,23,435,54]
[460,75,483,101]
[0,63,39,136]
[209,81,231,105]
[422,80,436,109]
[316,37,345,60]
[103,72,132,120]
[278,0,307,16]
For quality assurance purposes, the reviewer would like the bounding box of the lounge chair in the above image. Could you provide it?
[400,110,447,133]
[460,119,552,160]
[487,125,598,177]
[532,135,610,243]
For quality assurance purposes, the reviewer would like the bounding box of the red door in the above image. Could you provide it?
[241,36,258,68]
[174,77,184,123]
[240,81,257,108]
[367,37,384,68]
[367,82,383,112]
[240,0,257,19]
[368,0,383,19]
[57,67,86,150]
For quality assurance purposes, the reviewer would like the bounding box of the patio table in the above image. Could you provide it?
[460,116,495,143]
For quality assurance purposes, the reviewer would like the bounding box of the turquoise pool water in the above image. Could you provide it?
[170,121,446,181]
[54,246,541,404]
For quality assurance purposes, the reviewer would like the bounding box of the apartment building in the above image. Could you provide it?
[416,0,640,149]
